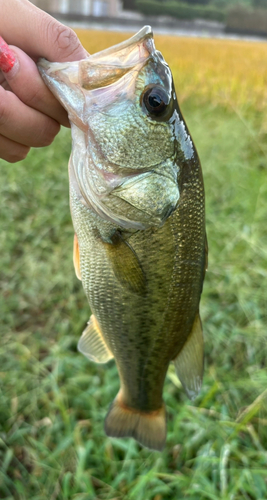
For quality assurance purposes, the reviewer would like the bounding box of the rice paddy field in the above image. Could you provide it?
[1,29,267,500]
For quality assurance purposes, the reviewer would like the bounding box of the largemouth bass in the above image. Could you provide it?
[38,26,207,451]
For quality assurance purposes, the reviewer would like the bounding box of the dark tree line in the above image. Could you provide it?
[122,0,267,12]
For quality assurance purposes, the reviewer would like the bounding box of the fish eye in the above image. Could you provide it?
[141,86,170,118]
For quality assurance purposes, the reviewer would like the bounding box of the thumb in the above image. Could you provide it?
[1,0,88,62]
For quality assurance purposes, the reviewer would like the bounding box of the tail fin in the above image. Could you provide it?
[104,393,166,451]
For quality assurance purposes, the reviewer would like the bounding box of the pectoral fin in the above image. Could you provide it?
[73,233,81,280]
[104,231,146,295]
[78,315,113,364]
[173,312,204,400]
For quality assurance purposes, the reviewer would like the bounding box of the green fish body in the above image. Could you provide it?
[38,26,207,451]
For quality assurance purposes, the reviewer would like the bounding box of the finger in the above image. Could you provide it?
[0,86,60,148]
[2,45,69,127]
[1,0,88,62]
[0,134,30,163]
[1,80,12,91]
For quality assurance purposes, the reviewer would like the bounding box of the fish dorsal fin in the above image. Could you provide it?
[78,315,113,364]
[104,231,146,295]
[73,233,82,280]
[173,312,204,400]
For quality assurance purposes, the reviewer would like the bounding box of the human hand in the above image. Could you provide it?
[0,0,88,163]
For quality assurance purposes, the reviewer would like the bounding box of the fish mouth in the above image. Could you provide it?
[38,26,155,94]
[88,25,153,61]
[37,26,159,131]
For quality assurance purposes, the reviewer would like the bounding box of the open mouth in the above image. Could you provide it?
[38,26,155,92]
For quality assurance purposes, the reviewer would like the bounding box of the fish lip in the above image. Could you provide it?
[38,26,153,73]
[37,26,154,70]
[37,25,155,91]
[88,25,153,61]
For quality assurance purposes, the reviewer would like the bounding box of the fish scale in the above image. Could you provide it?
[38,25,207,451]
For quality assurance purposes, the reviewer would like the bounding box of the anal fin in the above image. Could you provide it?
[78,314,113,364]
[173,312,204,400]
[104,231,146,295]
[73,233,81,280]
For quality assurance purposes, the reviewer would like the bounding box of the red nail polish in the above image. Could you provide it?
[0,36,16,73]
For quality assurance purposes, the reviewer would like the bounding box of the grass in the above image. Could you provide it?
[1,30,267,499]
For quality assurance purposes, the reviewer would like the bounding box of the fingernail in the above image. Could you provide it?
[0,36,16,73]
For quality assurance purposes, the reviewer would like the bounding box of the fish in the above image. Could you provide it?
[38,26,207,452]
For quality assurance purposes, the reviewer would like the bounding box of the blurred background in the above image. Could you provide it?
[1,1,267,499]
[32,0,267,37]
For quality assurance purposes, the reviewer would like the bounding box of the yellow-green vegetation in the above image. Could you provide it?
[1,31,267,499]
[76,29,267,110]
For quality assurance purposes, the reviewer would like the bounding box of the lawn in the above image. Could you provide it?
[0,30,267,500]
